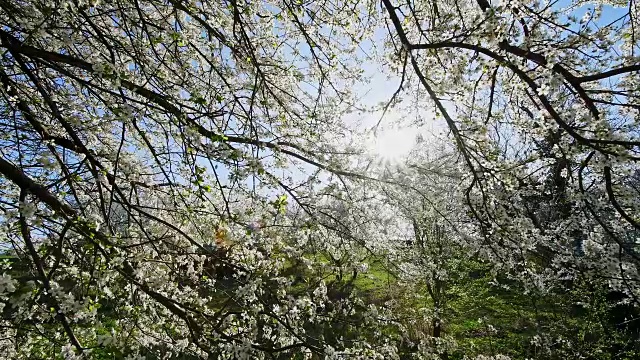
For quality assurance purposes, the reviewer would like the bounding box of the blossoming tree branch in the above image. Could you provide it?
[0,0,638,359]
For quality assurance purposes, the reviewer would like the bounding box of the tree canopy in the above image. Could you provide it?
[0,0,639,359]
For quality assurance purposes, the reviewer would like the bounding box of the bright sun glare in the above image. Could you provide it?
[368,126,421,162]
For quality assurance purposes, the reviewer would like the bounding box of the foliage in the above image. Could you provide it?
[0,0,639,359]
